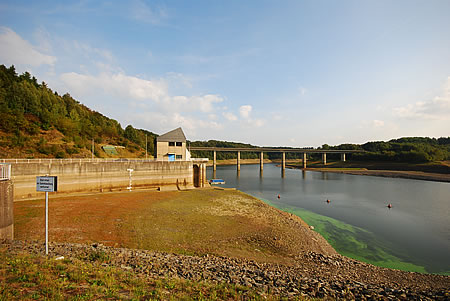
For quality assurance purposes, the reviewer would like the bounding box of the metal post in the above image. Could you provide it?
[45,191,48,255]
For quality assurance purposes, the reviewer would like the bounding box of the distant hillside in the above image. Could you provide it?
[191,137,450,163]
[0,64,157,158]
[190,138,450,163]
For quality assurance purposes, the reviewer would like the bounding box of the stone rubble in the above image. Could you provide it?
[2,240,449,300]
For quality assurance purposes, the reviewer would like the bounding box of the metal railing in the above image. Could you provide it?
[0,158,208,164]
[0,163,11,181]
[0,158,157,164]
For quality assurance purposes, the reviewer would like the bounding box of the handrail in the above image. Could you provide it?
[0,163,11,180]
[0,158,157,164]
[0,158,208,164]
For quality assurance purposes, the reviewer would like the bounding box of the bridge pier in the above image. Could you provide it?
[282,152,286,175]
[213,150,216,171]
[260,152,264,172]
[302,153,307,169]
[341,153,346,162]
[237,151,240,171]
[322,153,327,165]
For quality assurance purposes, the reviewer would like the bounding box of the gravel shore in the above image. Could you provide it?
[2,240,449,300]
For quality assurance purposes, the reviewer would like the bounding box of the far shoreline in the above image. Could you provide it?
[297,168,450,183]
[208,159,450,183]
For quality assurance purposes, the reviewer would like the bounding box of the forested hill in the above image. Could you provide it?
[190,137,450,163]
[1,64,449,163]
[0,64,157,158]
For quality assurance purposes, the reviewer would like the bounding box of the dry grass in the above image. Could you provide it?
[1,248,296,300]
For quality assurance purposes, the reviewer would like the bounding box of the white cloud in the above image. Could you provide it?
[393,77,450,120]
[130,0,167,24]
[134,111,223,137]
[0,27,56,66]
[372,120,385,127]
[248,118,264,127]
[238,104,264,127]
[223,112,238,121]
[239,105,252,118]
[72,41,114,62]
[60,72,168,102]
[299,86,307,96]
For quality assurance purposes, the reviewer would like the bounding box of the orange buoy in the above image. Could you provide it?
[387,203,392,209]
[326,199,330,203]
[277,194,280,199]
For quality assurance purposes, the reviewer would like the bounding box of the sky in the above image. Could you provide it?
[1,0,449,147]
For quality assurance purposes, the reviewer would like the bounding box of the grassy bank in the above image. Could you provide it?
[0,248,276,300]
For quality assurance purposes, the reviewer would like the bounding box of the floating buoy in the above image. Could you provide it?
[277,194,281,199]
[326,199,330,203]
[387,203,392,209]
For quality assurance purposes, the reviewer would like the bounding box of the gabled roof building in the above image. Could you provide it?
[156,127,191,161]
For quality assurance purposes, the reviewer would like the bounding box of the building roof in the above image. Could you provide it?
[156,127,187,142]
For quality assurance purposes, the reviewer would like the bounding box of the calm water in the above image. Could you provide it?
[207,164,450,274]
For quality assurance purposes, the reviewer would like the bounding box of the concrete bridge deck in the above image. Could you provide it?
[189,146,364,173]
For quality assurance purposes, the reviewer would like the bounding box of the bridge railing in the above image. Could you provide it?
[0,163,11,181]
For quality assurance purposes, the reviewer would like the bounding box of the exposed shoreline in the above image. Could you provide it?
[209,159,450,183]
[290,167,450,183]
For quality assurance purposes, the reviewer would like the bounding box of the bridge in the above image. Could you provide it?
[189,147,364,173]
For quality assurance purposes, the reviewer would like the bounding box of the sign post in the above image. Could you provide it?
[36,176,58,255]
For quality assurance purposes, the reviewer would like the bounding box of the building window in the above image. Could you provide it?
[176,155,182,160]
[169,142,175,146]
[176,142,182,147]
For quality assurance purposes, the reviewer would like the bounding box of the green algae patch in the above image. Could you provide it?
[261,198,427,274]
[287,207,427,274]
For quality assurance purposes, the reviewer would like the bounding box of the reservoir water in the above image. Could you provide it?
[207,164,450,274]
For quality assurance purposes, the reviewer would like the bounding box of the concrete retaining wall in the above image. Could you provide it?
[0,180,14,239]
[11,161,200,200]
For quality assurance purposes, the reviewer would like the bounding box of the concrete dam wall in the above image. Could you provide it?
[0,179,14,239]
[11,160,207,200]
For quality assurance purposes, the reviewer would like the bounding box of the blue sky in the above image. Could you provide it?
[1,0,449,147]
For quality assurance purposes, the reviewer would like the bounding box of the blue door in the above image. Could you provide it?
[168,154,175,162]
